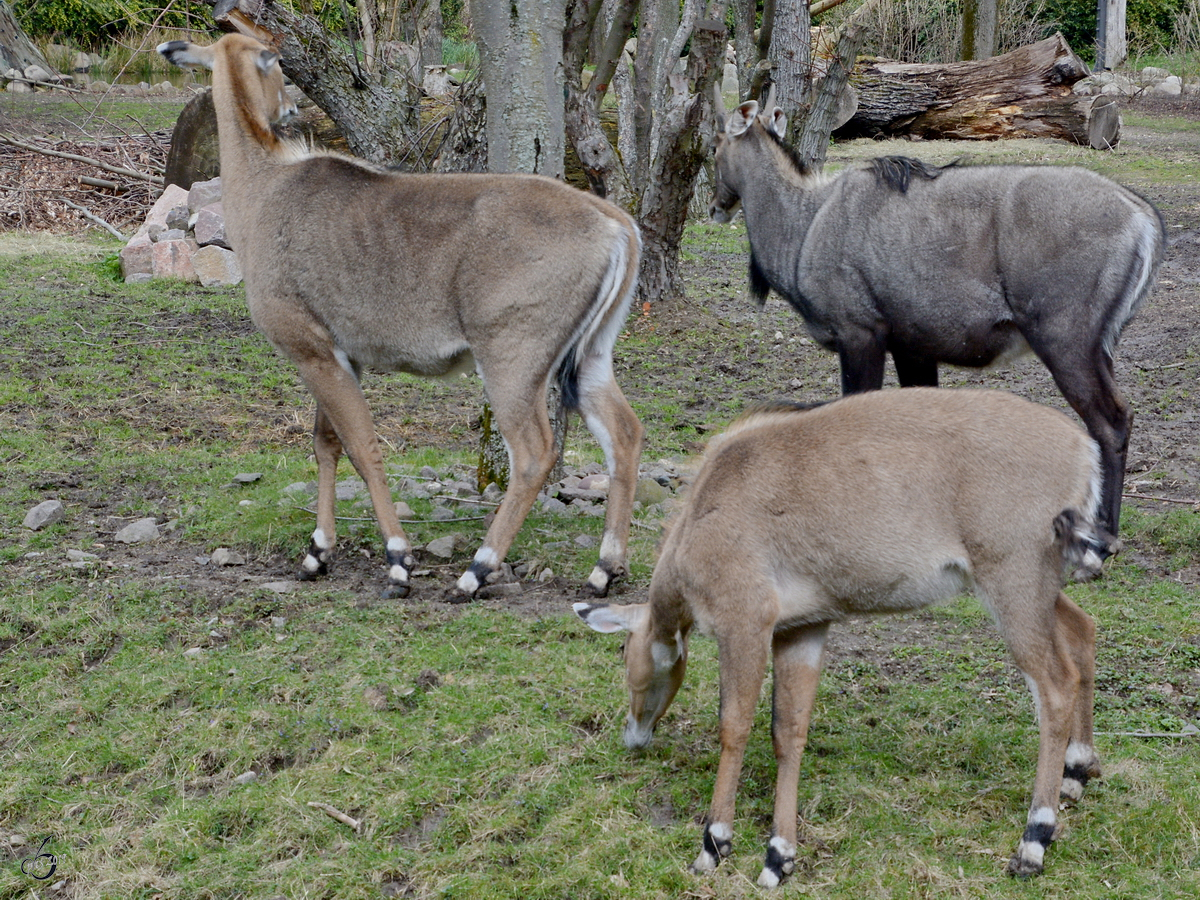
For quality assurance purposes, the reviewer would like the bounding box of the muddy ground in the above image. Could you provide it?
[3,93,1199,645]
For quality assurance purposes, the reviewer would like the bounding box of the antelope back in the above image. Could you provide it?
[656,389,1101,631]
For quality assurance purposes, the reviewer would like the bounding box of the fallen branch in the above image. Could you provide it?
[1095,726,1199,739]
[59,199,126,239]
[306,800,362,831]
[0,133,164,185]
[1122,492,1199,507]
[79,175,124,191]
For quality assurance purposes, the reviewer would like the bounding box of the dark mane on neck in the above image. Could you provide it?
[760,123,817,178]
[868,156,958,193]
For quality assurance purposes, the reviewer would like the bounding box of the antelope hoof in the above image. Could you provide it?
[757,836,796,888]
[1005,852,1044,879]
[690,823,731,873]
[1007,818,1055,878]
[384,548,415,599]
[583,560,623,598]
[298,549,329,580]
[452,561,491,601]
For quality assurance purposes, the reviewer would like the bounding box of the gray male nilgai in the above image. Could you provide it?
[710,90,1165,545]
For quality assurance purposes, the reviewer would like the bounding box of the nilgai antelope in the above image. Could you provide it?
[159,34,644,599]
[578,388,1106,886]
[710,88,1165,546]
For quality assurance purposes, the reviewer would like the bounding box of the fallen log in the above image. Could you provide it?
[834,33,1121,149]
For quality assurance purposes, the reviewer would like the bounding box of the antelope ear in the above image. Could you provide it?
[727,101,759,137]
[763,107,788,139]
[256,49,281,75]
[574,602,649,635]
[157,40,216,71]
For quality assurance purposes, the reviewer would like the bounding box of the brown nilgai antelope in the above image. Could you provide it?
[710,86,1165,549]
[159,34,644,600]
[578,388,1107,886]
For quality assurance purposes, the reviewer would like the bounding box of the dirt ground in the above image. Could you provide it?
[4,92,1199,631]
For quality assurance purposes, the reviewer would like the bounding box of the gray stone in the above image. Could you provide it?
[425,533,462,558]
[120,233,154,279]
[138,184,190,236]
[430,506,457,521]
[6,81,32,94]
[233,770,258,785]
[1151,77,1183,97]
[635,477,671,506]
[558,486,607,503]
[541,497,569,514]
[23,499,65,530]
[394,501,415,519]
[115,518,160,543]
[419,465,439,480]
[193,202,230,249]
[574,534,598,548]
[150,238,198,282]
[233,472,262,483]
[23,65,53,84]
[187,177,223,214]
[72,52,91,74]
[211,547,246,566]
[336,478,365,500]
[66,549,99,562]
[165,204,190,231]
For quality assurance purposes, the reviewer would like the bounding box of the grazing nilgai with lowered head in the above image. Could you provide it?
[579,388,1107,887]
[159,34,644,599]
[710,90,1165,546]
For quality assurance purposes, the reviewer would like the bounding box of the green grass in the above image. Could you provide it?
[1,218,1198,899]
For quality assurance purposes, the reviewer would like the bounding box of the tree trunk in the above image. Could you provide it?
[562,1,729,304]
[470,0,566,176]
[835,34,1116,147]
[771,0,810,116]
[0,0,51,74]
[635,17,726,303]
[211,0,418,165]
[961,0,998,61]
[1096,0,1127,70]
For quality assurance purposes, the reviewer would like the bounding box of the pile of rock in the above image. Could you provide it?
[2,63,70,92]
[119,177,243,287]
[1075,65,1192,97]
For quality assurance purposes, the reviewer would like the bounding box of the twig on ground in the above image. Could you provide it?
[60,199,126,239]
[306,801,362,831]
[1122,492,1199,507]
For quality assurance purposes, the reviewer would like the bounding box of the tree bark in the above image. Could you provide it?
[471,0,566,177]
[211,0,418,165]
[961,0,997,60]
[1096,0,1128,70]
[0,0,51,74]
[771,0,811,117]
[835,34,1114,146]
